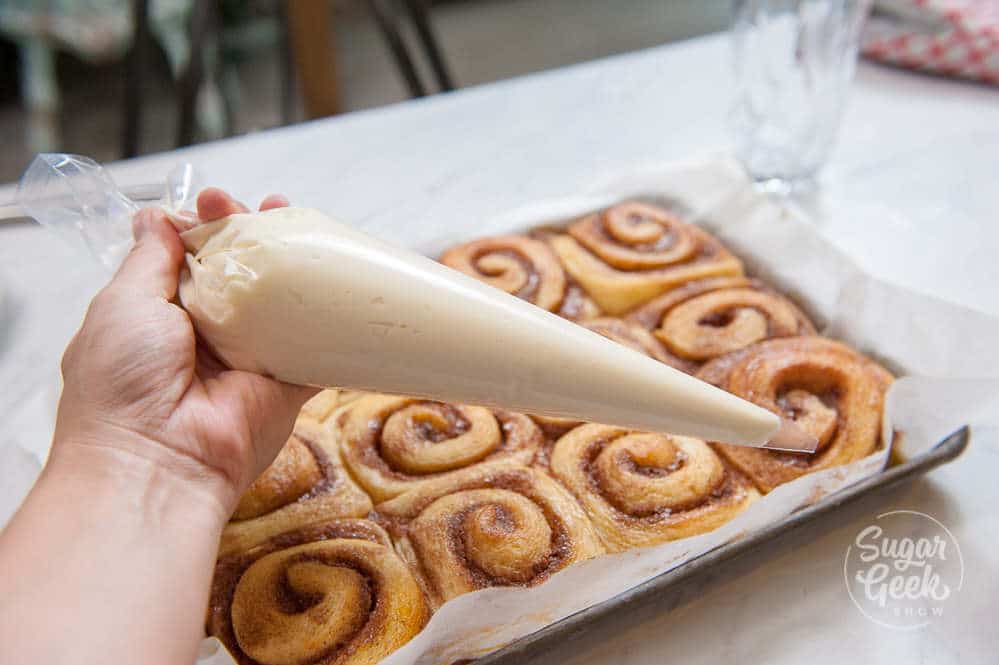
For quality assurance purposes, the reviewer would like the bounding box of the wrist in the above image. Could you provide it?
[46,434,233,534]
[1,434,229,665]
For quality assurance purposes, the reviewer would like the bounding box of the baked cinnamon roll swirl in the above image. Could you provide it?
[549,424,758,551]
[337,395,544,501]
[222,414,372,556]
[374,464,604,608]
[628,277,816,371]
[209,519,429,665]
[698,337,893,492]
[440,234,599,319]
[549,202,743,314]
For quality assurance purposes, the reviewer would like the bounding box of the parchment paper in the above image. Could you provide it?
[2,158,996,664]
[361,158,999,665]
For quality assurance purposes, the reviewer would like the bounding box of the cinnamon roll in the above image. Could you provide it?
[581,317,673,364]
[528,415,584,441]
[526,415,583,469]
[298,389,342,423]
[374,464,604,608]
[549,202,743,314]
[209,519,429,665]
[698,337,893,493]
[222,415,372,556]
[628,277,816,371]
[440,234,599,320]
[337,395,544,501]
[549,424,759,552]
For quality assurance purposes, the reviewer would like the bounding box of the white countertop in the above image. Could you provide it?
[1,33,997,664]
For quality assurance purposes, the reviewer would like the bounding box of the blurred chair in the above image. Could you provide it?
[4,0,456,161]
[0,0,221,157]
[128,0,330,146]
[279,0,457,119]
[124,0,227,156]
[368,0,455,97]
[284,0,340,120]
[0,0,134,153]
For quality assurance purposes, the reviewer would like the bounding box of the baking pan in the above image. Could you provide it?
[475,427,970,665]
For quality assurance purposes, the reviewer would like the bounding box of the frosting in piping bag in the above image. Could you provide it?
[179,207,785,448]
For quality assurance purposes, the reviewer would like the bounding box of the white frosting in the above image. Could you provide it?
[178,207,781,447]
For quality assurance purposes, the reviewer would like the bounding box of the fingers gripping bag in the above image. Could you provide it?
[18,154,200,271]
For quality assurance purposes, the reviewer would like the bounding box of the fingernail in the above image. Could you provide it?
[165,209,198,232]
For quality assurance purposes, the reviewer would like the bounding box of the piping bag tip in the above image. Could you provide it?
[761,418,819,453]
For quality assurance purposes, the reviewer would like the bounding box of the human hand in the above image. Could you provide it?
[53,188,317,514]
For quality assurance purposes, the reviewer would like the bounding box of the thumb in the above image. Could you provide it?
[111,208,187,300]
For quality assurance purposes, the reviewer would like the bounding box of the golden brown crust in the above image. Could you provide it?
[222,415,373,557]
[298,389,344,423]
[627,277,816,371]
[548,424,759,552]
[525,415,584,470]
[232,436,324,521]
[527,415,584,442]
[698,336,893,493]
[209,519,429,665]
[550,203,743,314]
[337,395,544,502]
[373,464,604,608]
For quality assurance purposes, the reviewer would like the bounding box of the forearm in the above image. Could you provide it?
[0,441,229,665]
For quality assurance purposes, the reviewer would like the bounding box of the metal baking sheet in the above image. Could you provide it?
[475,427,970,665]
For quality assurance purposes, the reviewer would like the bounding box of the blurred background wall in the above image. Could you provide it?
[0,0,729,182]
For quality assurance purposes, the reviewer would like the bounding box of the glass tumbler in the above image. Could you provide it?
[730,0,872,193]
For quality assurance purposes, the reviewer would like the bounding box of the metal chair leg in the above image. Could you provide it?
[19,41,59,153]
[122,0,150,157]
[368,0,426,97]
[176,1,215,146]
[404,0,454,91]
[277,2,297,125]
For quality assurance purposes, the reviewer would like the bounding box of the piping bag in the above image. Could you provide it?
[17,154,815,451]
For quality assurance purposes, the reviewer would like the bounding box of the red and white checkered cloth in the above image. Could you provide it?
[863,0,999,84]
